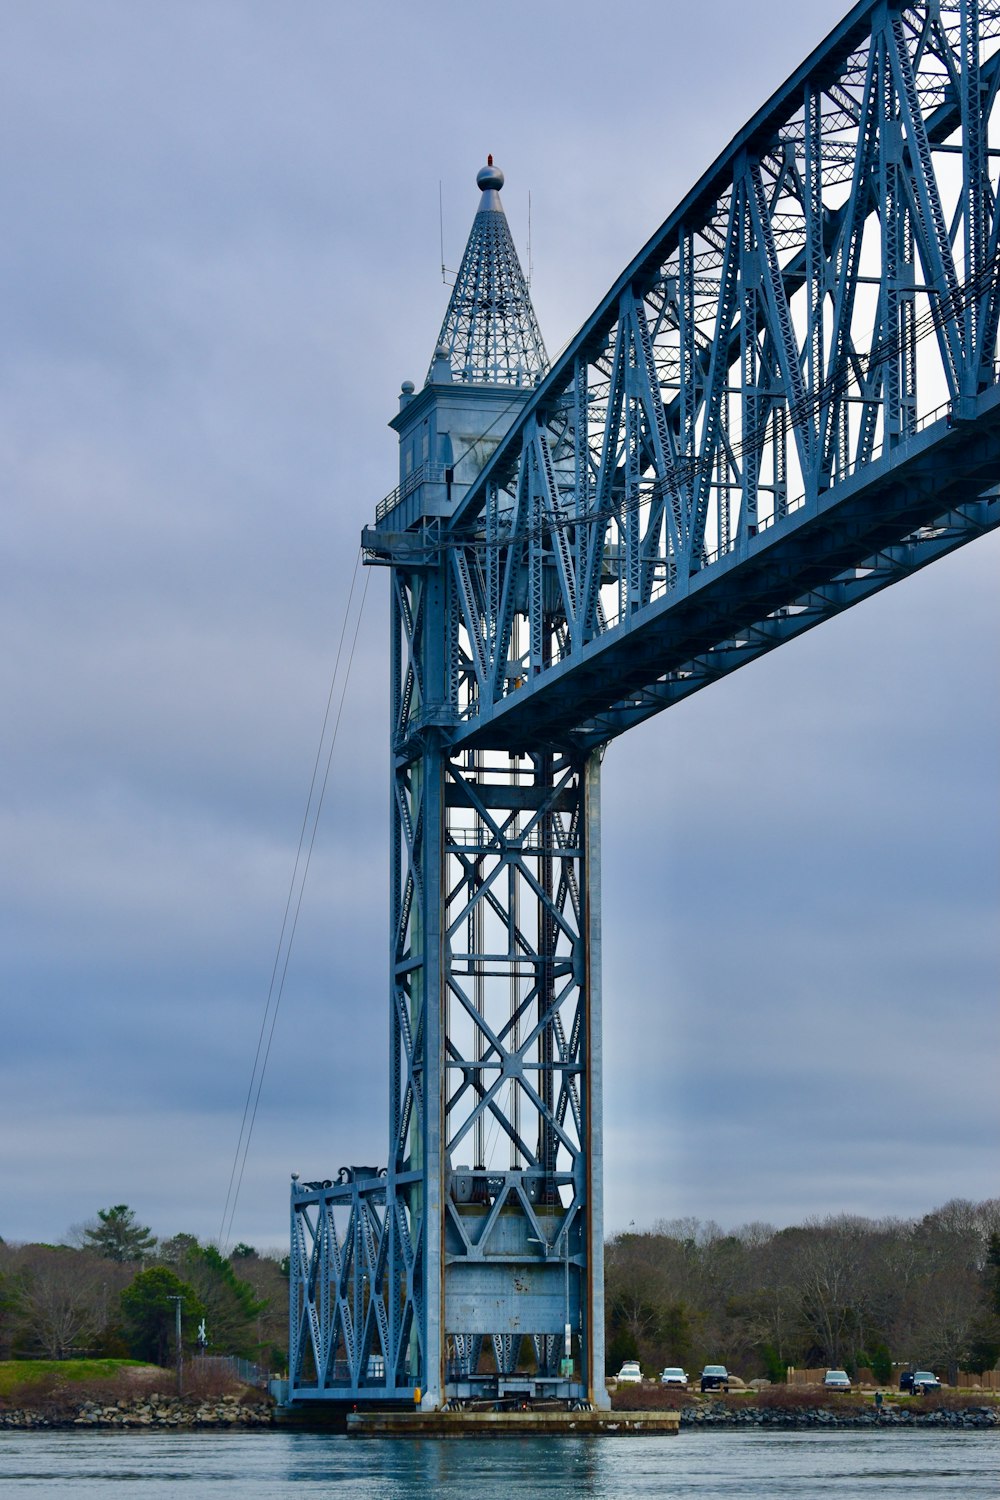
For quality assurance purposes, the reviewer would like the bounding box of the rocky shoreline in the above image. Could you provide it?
[679,1401,999,1429]
[2,1394,997,1432]
[0,1392,273,1430]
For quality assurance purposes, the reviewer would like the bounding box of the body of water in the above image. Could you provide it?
[0,1427,996,1498]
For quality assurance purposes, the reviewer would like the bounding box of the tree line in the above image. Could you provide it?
[0,1206,288,1370]
[4,1197,998,1383]
[605,1197,1000,1383]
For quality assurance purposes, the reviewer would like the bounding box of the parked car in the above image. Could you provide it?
[823,1369,851,1391]
[659,1366,689,1388]
[911,1370,942,1394]
[700,1363,730,1392]
[899,1369,915,1392]
[616,1360,642,1383]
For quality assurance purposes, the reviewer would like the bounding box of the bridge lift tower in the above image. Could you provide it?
[287,0,1000,1414]
[291,157,607,1411]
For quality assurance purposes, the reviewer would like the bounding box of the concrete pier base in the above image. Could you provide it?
[346,1406,680,1437]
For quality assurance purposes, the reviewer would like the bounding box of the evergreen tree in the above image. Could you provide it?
[83,1205,156,1264]
[120,1267,203,1365]
[154,1235,265,1357]
[987,1233,1000,1316]
[177,1243,265,1358]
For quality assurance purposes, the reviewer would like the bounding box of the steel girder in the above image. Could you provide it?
[364,1,1000,755]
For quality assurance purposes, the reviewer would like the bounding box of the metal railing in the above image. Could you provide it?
[376,463,448,523]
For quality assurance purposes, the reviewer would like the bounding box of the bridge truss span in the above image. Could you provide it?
[397,0,1000,751]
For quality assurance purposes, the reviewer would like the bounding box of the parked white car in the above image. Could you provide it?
[659,1366,689,1388]
[823,1369,851,1391]
[616,1360,643,1383]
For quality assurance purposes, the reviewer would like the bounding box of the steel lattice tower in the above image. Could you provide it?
[372,161,604,1406]
[289,160,609,1410]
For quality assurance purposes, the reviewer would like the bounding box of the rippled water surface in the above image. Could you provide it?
[0,1428,996,1498]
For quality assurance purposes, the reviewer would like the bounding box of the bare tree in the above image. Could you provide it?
[895,1265,984,1382]
[13,1246,118,1358]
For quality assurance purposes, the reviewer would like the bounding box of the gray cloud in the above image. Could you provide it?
[1,0,996,1249]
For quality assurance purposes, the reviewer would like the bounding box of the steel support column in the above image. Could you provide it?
[387,701,608,1404]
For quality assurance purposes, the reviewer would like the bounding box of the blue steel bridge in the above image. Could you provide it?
[286,0,1000,1413]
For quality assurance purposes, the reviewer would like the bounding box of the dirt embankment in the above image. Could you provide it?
[0,1363,273,1430]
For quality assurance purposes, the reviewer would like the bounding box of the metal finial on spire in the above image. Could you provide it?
[428,159,548,388]
[477,157,504,191]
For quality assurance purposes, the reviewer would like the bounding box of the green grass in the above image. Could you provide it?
[0,1360,153,1398]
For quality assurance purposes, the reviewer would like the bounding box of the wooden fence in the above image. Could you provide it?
[786,1366,1000,1390]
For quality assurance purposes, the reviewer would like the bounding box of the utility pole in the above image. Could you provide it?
[167,1295,183,1397]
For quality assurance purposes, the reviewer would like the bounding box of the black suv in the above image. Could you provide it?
[900,1369,942,1394]
[700,1363,730,1392]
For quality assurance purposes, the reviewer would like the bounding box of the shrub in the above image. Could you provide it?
[181,1363,252,1401]
[609,1384,688,1411]
[908,1389,996,1414]
[754,1385,851,1410]
[865,1344,893,1384]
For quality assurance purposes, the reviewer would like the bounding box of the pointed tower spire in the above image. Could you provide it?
[371,161,550,541]
[430,157,548,387]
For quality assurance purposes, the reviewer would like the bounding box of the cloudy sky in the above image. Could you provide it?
[2,0,997,1252]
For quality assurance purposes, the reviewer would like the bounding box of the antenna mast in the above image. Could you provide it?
[439,180,447,284]
[527,189,533,288]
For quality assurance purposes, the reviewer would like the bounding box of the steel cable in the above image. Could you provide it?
[218,553,372,1251]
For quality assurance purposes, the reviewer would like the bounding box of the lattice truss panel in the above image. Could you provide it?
[436,2,1000,734]
[388,738,590,1378]
[290,1175,416,1393]
[438,752,585,1193]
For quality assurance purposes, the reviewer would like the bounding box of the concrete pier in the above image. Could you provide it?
[346,1406,680,1437]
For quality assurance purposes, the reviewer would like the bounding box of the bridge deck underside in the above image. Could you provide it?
[456,398,1000,753]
